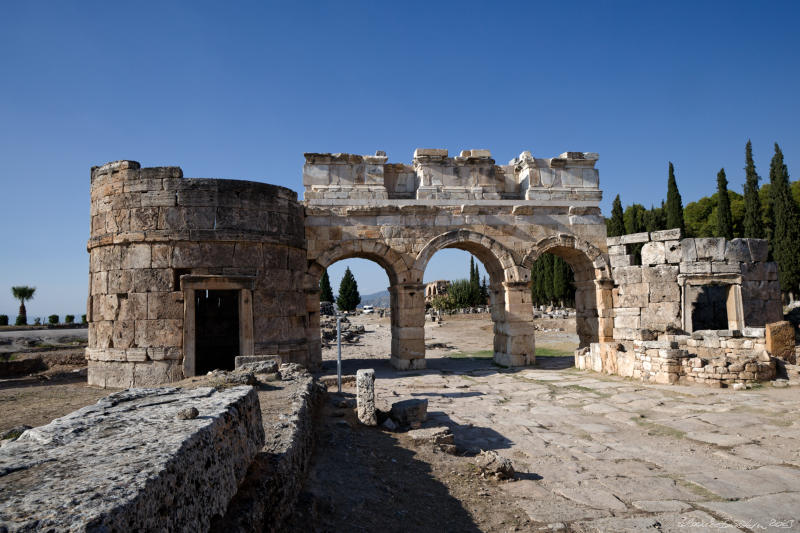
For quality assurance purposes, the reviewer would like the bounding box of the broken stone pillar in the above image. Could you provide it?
[494,281,535,367]
[389,283,426,370]
[356,368,377,426]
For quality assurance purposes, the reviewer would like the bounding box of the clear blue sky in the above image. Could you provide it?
[1,1,798,317]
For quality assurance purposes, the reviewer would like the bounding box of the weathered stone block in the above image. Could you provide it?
[641,302,681,331]
[121,243,151,269]
[681,238,697,262]
[695,238,726,261]
[389,398,428,428]
[610,254,633,268]
[650,283,680,303]
[620,232,650,244]
[607,245,626,255]
[765,321,796,363]
[613,283,649,308]
[612,266,642,285]
[614,315,640,329]
[133,268,172,293]
[650,228,681,241]
[664,240,681,263]
[724,239,751,262]
[680,262,711,274]
[641,241,666,265]
[712,261,741,274]
[0,387,263,532]
[642,264,678,284]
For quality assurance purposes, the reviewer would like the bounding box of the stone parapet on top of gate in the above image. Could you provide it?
[303,148,601,205]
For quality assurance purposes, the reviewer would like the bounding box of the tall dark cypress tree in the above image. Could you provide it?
[468,256,481,306]
[716,168,733,239]
[319,269,335,303]
[742,140,763,238]
[665,162,685,232]
[552,256,571,307]
[542,254,555,305]
[531,259,546,306]
[480,275,489,304]
[336,267,361,311]
[769,143,800,299]
[607,194,625,237]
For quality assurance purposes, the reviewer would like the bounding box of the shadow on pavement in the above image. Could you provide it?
[284,398,482,533]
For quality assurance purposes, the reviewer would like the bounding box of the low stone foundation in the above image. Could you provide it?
[0,386,264,531]
[215,369,326,532]
[577,327,777,387]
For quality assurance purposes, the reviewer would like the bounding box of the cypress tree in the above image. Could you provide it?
[319,269,335,302]
[716,168,733,239]
[542,254,555,305]
[480,275,489,304]
[644,201,667,233]
[742,140,763,238]
[531,259,546,306]
[553,256,569,307]
[769,143,800,299]
[624,203,647,264]
[336,267,361,311]
[607,194,625,237]
[468,256,481,306]
[665,162,685,232]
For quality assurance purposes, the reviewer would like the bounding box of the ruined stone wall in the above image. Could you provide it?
[576,231,782,386]
[87,160,309,388]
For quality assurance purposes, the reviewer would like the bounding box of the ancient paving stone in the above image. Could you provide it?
[631,500,691,512]
[700,492,800,531]
[685,465,800,500]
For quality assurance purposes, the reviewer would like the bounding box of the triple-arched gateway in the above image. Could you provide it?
[303,149,612,370]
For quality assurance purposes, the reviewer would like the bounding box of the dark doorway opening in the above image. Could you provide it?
[691,285,729,330]
[195,289,239,374]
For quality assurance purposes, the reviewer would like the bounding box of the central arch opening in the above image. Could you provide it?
[414,231,520,368]
[522,237,611,369]
[529,252,580,368]
[422,248,494,364]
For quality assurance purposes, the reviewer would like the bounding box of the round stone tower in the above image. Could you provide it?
[87,160,312,387]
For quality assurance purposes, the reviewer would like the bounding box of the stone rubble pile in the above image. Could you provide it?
[320,316,365,344]
[475,450,515,480]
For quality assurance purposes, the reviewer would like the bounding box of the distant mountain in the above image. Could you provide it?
[360,289,390,308]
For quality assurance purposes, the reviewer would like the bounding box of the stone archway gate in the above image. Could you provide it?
[304,148,613,370]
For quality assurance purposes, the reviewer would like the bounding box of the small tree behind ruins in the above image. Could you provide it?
[336,267,361,312]
[11,286,36,326]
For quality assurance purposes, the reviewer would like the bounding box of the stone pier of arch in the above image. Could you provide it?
[303,148,612,370]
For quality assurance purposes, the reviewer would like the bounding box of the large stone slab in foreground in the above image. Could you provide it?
[0,386,264,532]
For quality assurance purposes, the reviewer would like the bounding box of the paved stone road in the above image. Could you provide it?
[361,359,800,532]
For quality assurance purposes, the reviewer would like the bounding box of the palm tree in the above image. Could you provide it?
[11,286,36,326]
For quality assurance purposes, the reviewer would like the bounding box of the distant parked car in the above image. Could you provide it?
[362,305,374,314]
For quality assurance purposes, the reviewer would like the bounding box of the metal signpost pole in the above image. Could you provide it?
[336,315,342,393]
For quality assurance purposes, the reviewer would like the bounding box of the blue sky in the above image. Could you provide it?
[1,1,798,317]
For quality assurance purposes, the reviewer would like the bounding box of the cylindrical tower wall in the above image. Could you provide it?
[87,160,309,387]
